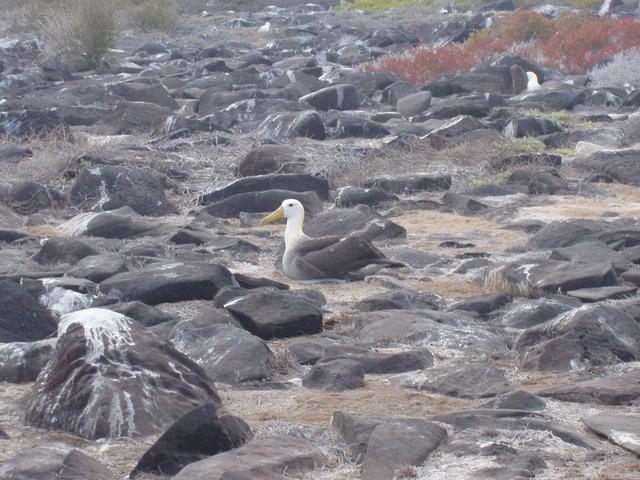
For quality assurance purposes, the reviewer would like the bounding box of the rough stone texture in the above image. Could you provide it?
[361,418,447,480]
[537,369,640,405]
[130,404,252,478]
[395,362,512,398]
[0,443,115,480]
[200,173,329,204]
[100,262,235,304]
[0,339,56,382]
[25,309,220,439]
[517,304,640,372]
[201,189,321,218]
[304,204,406,240]
[582,413,640,456]
[172,435,326,480]
[70,165,176,216]
[33,236,99,266]
[169,310,272,383]
[0,279,58,342]
[225,289,323,339]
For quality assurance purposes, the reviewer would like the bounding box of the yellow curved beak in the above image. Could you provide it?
[259,206,284,225]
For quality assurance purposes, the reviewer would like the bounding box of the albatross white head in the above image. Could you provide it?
[259,199,310,249]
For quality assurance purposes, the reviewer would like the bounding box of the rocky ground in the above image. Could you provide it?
[1,0,640,479]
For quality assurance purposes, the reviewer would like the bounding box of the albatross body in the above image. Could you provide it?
[260,199,402,280]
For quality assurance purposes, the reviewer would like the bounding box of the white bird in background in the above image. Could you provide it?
[258,21,271,33]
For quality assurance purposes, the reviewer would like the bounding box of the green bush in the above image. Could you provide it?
[129,0,179,32]
[32,0,118,70]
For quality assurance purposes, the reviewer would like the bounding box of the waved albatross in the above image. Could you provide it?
[260,199,403,280]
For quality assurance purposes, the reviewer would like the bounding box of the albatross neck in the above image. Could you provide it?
[284,209,307,248]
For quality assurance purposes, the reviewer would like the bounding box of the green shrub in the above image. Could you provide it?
[128,0,179,32]
[334,0,419,11]
[33,0,118,70]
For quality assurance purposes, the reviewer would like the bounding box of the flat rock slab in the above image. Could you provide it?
[201,189,321,218]
[304,204,406,240]
[582,413,640,456]
[100,262,235,304]
[567,285,637,302]
[302,358,365,392]
[172,435,326,480]
[537,369,640,405]
[393,361,511,399]
[225,289,323,339]
[0,443,114,480]
[349,309,507,361]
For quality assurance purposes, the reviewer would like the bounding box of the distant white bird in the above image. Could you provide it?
[527,71,542,91]
[258,21,271,33]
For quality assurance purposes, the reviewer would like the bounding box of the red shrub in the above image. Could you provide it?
[365,10,640,83]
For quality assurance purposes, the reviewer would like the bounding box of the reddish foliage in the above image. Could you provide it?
[365,10,640,84]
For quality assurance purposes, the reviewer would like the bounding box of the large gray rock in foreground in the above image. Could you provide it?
[0,443,114,480]
[25,309,220,439]
[172,435,326,480]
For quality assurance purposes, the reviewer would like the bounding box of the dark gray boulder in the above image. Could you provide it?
[103,301,176,327]
[302,358,365,392]
[361,418,447,480]
[396,91,432,117]
[201,189,321,218]
[481,390,547,411]
[356,288,442,312]
[68,253,127,282]
[448,292,513,316]
[364,174,451,194]
[77,208,168,238]
[507,169,572,195]
[503,116,562,137]
[335,186,398,207]
[169,310,272,384]
[0,443,114,480]
[100,262,235,304]
[106,101,173,133]
[257,110,326,140]
[442,191,489,216]
[487,259,618,297]
[537,369,640,405]
[25,308,220,439]
[225,289,323,340]
[237,145,306,177]
[517,304,640,372]
[507,86,587,110]
[382,80,421,104]
[7,181,67,214]
[395,362,512,398]
[304,204,406,240]
[335,114,391,138]
[0,339,56,382]
[299,84,360,111]
[572,149,640,186]
[200,173,329,203]
[495,296,581,329]
[172,435,326,480]
[0,279,58,342]
[33,236,99,266]
[130,405,252,478]
[70,165,176,216]
[110,81,178,109]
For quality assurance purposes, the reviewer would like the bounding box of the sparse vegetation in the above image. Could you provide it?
[27,0,118,69]
[487,137,547,161]
[590,46,640,89]
[128,0,179,32]
[365,10,640,84]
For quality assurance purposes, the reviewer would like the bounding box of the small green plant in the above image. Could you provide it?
[470,171,510,186]
[129,0,179,32]
[334,0,419,11]
[487,137,546,161]
[32,0,118,70]
[520,108,571,126]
